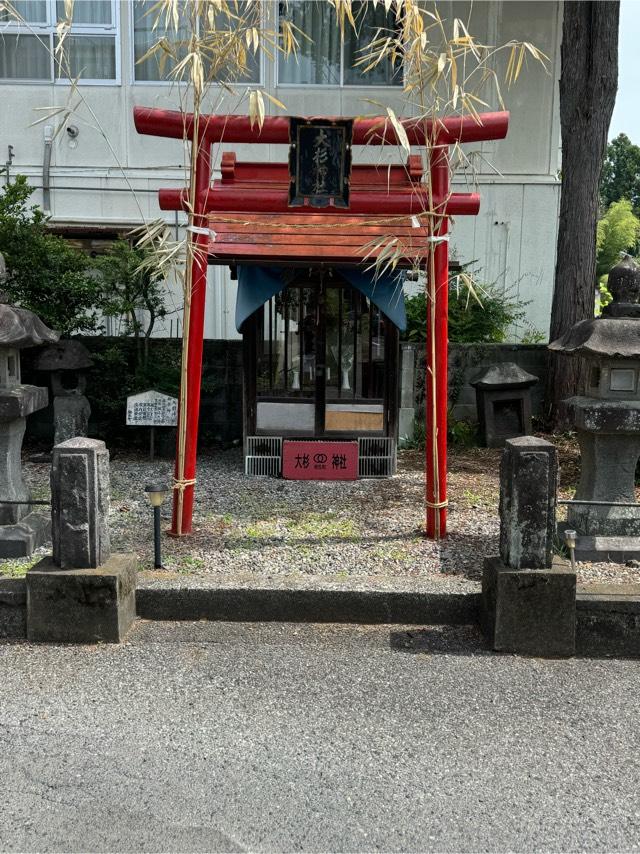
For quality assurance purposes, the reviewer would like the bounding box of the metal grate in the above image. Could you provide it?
[358,437,397,478]
[245,436,282,477]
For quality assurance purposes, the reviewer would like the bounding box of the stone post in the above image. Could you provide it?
[499,436,557,569]
[26,438,136,644]
[51,438,110,568]
[482,436,576,656]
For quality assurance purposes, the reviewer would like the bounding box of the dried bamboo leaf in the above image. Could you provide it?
[386,107,410,155]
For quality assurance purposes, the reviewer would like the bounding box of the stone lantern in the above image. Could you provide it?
[34,339,93,445]
[549,256,640,561]
[470,362,538,447]
[0,289,59,557]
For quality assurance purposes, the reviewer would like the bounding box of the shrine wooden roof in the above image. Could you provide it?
[204,153,429,267]
[207,211,434,267]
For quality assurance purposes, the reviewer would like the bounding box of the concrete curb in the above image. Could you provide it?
[4,574,640,657]
[576,585,640,657]
[135,586,480,625]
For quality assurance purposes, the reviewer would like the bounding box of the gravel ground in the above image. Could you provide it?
[3,439,640,587]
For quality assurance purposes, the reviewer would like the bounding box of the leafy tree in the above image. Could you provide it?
[596,199,640,277]
[0,175,100,335]
[95,239,168,370]
[601,133,640,213]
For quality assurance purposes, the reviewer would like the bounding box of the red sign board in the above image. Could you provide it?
[282,440,359,480]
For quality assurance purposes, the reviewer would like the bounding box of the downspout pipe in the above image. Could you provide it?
[42,126,53,214]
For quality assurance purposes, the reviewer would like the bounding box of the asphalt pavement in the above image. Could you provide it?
[1,621,639,853]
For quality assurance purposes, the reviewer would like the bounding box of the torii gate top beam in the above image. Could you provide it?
[133,106,509,147]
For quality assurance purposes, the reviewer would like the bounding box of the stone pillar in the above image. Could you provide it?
[570,430,640,538]
[0,417,30,526]
[0,385,50,557]
[398,344,416,447]
[26,437,136,644]
[499,436,557,569]
[51,437,110,568]
[482,436,576,657]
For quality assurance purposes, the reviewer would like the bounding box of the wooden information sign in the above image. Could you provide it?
[282,440,359,481]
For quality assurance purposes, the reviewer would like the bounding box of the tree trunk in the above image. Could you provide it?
[546,1,619,427]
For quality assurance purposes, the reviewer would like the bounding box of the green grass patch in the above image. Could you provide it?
[284,512,358,540]
[165,555,206,574]
[370,545,413,563]
[0,556,40,578]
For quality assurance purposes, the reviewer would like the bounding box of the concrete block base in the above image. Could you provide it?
[482,556,576,656]
[0,578,26,639]
[0,513,50,558]
[577,584,640,656]
[575,535,640,564]
[26,554,137,643]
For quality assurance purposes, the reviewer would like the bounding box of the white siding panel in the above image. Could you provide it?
[512,182,561,340]
[204,267,241,341]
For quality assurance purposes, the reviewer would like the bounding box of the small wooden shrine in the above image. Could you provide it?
[134,107,509,538]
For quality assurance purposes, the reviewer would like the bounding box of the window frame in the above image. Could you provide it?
[275,0,404,90]
[129,0,264,87]
[0,0,120,85]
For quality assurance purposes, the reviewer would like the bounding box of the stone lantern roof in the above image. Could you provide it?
[34,340,93,371]
[548,317,640,359]
[470,362,538,389]
[549,256,640,359]
[0,290,59,349]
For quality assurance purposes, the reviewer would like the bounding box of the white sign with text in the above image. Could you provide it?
[126,390,178,427]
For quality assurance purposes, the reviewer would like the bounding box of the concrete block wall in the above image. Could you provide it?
[21,337,547,450]
[409,342,549,425]
[21,337,244,448]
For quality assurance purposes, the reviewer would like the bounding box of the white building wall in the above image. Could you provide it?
[0,0,561,341]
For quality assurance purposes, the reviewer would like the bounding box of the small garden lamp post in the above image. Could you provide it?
[144,484,168,569]
[564,529,577,571]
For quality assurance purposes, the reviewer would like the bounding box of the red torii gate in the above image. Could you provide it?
[134,106,509,539]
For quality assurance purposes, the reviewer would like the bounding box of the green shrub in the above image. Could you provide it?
[404,280,535,344]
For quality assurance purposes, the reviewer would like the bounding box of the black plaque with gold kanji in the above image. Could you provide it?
[288,117,353,208]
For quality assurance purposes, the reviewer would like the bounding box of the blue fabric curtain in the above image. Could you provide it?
[235,266,407,331]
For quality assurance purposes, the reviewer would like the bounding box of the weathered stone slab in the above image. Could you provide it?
[482,556,576,657]
[26,554,137,643]
[51,437,110,568]
[499,436,558,569]
[0,512,50,558]
[53,395,91,445]
[573,535,640,563]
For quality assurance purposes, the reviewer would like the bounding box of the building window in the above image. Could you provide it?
[0,0,118,82]
[278,0,402,87]
[132,0,260,84]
